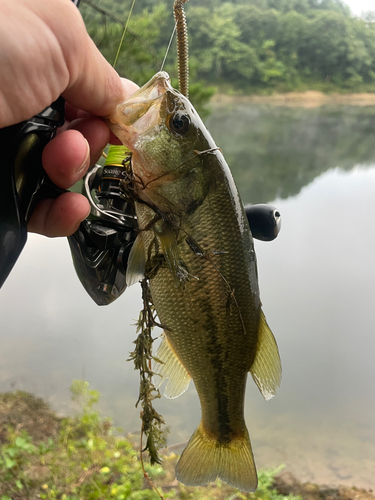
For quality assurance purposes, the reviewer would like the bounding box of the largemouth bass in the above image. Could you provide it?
[107,72,281,492]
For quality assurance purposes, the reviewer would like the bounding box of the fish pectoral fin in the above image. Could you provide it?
[126,234,146,286]
[154,222,187,286]
[250,309,282,401]
[176,422,258,492]
[152,334,191,399]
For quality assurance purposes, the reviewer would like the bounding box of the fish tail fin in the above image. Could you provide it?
[175,422,257,492]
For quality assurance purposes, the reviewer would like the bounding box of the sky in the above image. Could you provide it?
[344,0,375,16]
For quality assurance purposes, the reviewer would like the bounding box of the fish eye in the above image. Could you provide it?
[169,112,190,135]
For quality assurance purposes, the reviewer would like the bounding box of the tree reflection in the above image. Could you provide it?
[206,105,375,203]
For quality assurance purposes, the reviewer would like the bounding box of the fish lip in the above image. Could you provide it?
[106,72,175,147]
[124,71,172,107]
[142,71,172,94]
[110,72,172,125]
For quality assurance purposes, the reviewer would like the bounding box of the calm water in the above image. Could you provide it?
[1,104,375,488]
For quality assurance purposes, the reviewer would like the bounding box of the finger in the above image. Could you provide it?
[120,78,140,100]
[0,0,138,127]
[109,132,123,145]
[64,103,92,122]
[42,129,90,189]
[64,79,139,122]
[66,117,110,165]
[62,38,138,117]
[28,192,90,237]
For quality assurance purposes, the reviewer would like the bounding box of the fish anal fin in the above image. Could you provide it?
[176,422,258,492]
[126,234,146,286]
[153,334,191,399]
[250,309,282,401]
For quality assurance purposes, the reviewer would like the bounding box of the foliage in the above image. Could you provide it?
[80,0,375,95]
[128,280,166,466]
[80,0,215,116]
[0,385,300,500]
[0,382,168,500]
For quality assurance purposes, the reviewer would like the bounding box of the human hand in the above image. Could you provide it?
[0,0,138,237]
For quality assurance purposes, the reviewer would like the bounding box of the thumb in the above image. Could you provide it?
[62,38,133,117]
[42,0,137,117]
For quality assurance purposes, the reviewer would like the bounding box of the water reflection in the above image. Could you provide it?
[206,105,375,203]
[1,105,375,489]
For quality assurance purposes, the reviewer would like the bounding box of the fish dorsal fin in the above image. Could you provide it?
[126,234,146,286]
[154,221,188,286]
[250,310,281,401]
[153,334,191,399]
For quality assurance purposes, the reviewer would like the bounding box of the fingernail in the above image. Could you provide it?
[76,138,90,175]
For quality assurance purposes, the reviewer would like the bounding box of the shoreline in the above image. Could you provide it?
[0,390,374,498]
[274,470,375,500]
[212,91,375,108]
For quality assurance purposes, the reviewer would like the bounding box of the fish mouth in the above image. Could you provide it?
[106,71,174,147]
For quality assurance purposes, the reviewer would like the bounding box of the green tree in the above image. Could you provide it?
[80,0,375,94]
[188,3,259,87]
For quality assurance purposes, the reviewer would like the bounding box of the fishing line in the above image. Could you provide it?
[160,24,176,72]
[113,0,137,69]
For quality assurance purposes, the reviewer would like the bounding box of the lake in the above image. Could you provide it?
[1,102,375,489]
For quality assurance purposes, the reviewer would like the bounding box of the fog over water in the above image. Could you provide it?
[1,104,375,488]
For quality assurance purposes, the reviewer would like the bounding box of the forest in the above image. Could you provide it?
[80,0,375,95]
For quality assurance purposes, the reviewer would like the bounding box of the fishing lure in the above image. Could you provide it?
[174,0,189,97]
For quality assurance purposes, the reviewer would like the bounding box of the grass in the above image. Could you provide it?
[0,381,301,500]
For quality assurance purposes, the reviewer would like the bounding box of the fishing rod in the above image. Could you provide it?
[0,0,281,301]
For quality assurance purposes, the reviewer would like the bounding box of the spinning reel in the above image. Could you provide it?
[67,149,137,305]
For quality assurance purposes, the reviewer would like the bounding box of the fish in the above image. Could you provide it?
[106,71,281,492]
